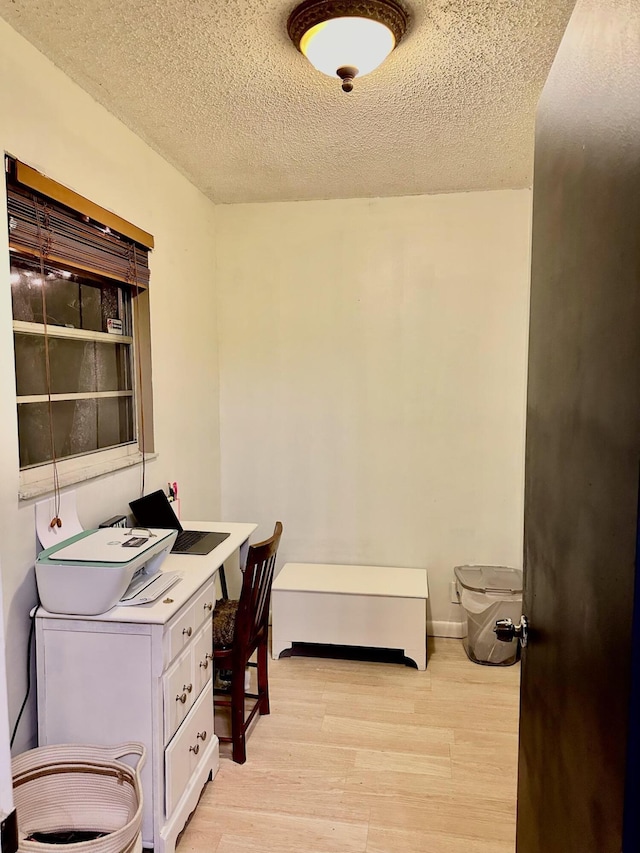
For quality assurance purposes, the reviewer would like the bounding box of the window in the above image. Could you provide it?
[5,158,155,498]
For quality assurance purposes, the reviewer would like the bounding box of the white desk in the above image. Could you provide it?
[35,521,256,853]
[272,563,429,670]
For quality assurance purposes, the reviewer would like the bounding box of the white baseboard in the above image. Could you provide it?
[427,620,465,639]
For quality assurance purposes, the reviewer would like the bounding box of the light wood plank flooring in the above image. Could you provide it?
[178,638,520,853]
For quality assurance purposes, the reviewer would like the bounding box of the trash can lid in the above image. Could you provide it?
[454,565,523,594]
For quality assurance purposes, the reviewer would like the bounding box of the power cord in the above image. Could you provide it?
[10,605,39,748]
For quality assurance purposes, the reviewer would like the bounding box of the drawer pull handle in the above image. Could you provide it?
[189,744,200,755]
[199,659,208,670]
[176,692,187,704]
[184,683,193,694]
[204,602,213,612]
[205,652,213,662]
[182,627,193,637]
[197,730,207,741]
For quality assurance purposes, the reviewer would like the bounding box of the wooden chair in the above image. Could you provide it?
[212,521,283,764]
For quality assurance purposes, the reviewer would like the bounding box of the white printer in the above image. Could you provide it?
[35,527,179,615]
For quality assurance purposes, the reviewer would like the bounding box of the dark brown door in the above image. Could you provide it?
[517,1,640,851]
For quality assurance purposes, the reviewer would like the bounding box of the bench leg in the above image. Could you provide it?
[405,644,427,671]
[271,637,292,660]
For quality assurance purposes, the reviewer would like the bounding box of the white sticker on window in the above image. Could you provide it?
[107,318,123,335]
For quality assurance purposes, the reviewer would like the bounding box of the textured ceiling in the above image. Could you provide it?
[0,0,575,203]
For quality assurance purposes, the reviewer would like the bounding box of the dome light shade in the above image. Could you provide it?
[301,18,395,79]
[288,0,408,92]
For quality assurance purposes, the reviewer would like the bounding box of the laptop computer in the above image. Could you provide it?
[129,490,230,556]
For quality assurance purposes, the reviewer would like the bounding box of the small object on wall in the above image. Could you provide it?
[168,482,180,519]
[35,492,83,550]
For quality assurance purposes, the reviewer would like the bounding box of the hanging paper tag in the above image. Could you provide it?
[107,318,123,334]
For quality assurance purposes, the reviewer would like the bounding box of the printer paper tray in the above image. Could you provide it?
[119,571,182,606]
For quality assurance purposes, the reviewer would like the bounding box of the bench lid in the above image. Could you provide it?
[273,563,429,599]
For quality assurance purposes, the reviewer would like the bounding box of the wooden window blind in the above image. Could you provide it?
[6,158,152,287]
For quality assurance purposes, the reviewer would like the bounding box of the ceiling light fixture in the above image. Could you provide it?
[287,0,408,93]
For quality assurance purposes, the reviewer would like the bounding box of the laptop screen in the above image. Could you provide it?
[129,489,184,532]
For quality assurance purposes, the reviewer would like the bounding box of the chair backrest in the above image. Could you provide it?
[232,522,283,660]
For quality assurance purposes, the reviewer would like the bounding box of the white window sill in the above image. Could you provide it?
[19,451,158,501]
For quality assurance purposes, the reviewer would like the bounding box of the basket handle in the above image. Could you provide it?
[96,742,146,772]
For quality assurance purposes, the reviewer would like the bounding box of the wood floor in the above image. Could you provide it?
[177,638,521,853]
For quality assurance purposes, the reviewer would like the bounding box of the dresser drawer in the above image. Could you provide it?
[164,580,215,664]
[193,583,215,628]
[192,621,213,697]
[163,646,194,743]
[165,680,214,818]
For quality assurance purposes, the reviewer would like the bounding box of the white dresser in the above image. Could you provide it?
[35,521,256,853]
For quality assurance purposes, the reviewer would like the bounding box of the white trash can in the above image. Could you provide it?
[454,565,523,666]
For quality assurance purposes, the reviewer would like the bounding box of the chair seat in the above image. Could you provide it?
[213,598,238,648]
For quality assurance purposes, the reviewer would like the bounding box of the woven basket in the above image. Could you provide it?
[12,742,145,853]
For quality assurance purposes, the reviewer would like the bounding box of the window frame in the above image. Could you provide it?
[5,158,155,500]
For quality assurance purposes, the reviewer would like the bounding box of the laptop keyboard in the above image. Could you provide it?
[172,530,209,552]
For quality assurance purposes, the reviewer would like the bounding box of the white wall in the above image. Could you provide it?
[216,191,531,634]
[0,19,221,752]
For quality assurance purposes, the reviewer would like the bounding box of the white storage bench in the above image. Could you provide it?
[271,563,429,670]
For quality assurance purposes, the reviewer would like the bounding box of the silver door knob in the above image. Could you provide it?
[197,730,207,741]
[189,744,200,755]
[176,692,187,704]
[494,616,529,648]
[183,683,193,693]
[182,626,192,637]
[200,659,208,669]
